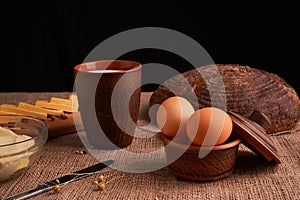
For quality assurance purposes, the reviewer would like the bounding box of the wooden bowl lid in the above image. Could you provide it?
[228,111,281,164]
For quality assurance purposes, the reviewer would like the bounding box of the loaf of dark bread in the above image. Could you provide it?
[149,64,300,134]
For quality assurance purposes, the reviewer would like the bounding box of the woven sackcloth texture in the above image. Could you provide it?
[0,92,299,200]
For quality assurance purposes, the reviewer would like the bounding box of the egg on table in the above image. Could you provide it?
[186,107,233,146]
[156,96,195,142]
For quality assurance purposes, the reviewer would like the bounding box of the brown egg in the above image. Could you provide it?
[186,107,232,146]
[156,96,195,140]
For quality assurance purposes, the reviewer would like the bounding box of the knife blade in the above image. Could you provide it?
[2,160,114,200]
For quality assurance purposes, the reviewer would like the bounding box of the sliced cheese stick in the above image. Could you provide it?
[50,97,73,106]
[0,110,17,115]
[35,101,76,113]
[69,94,76,100]
[0,104,47,120]
[18,102,64,117]
[69,94,79,109]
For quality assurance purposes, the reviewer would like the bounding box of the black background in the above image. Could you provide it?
[1,1,299,95]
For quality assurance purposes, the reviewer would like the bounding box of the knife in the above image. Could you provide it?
[2,160,114,200]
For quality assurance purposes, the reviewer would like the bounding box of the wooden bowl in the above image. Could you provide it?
[161,133,241,181]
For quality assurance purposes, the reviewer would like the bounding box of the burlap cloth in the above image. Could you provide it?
[0,92,299,200]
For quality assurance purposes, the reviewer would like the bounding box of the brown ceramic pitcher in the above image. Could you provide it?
[74,60,142,149]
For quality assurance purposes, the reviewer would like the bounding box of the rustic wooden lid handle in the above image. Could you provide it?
[248,110,272,131]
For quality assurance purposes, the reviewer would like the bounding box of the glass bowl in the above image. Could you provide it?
[0,115,48,182]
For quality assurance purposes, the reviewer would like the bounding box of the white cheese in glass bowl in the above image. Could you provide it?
[0,126,35,181]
